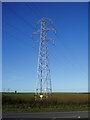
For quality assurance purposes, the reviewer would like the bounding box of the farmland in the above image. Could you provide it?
[2,92,89,112]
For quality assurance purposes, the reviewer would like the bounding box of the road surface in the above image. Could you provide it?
[2,111,88,119]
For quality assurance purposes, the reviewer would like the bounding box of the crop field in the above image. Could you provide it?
[2,92,89,112]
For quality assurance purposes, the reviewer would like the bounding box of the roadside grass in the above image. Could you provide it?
[2,92,89,112]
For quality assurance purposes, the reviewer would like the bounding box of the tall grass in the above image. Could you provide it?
[2,92,89,112]
[3,92,88,104]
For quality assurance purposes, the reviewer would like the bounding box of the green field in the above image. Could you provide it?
[2,92,89,112]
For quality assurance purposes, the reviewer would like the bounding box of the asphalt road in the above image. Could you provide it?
[2,111,88,119]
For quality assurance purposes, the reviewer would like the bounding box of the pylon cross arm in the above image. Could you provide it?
[47,28,56,34]
[32,30,40,40]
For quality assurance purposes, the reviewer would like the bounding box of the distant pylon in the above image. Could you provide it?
[32,17,56,100]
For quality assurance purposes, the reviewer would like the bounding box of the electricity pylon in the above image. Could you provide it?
[32,17,56,100]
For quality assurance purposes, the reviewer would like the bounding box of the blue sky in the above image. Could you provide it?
[2,2,88,92]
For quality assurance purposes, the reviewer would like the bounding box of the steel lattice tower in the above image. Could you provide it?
[32,17,56,100]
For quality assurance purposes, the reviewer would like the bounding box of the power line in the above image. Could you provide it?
[25,3,42,19]
[26,3,87,79]
[3,20,32,40]
[3,29,31,47]
[55,30,87,79]
[3,3,87,93]
[3,3,34,30]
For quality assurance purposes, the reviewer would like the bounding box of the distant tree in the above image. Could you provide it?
[15,90,17,93]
